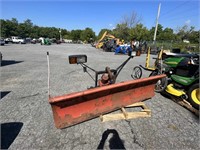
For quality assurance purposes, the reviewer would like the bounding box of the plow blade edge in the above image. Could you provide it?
[49,74,166,129]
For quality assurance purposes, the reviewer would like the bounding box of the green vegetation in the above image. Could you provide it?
[99,23,199,53]
[148,41,199,53]
[0,18,96,43]
[0,18,199,51]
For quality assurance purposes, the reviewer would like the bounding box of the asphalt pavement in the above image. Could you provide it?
[0,43,199,150]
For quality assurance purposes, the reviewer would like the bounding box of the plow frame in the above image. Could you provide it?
[79,54,133,87]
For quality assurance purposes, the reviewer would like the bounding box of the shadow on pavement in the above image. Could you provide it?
[1,122,23,149]
[1,60,23,67]
[1,91,11,100]
[97,129,126,150]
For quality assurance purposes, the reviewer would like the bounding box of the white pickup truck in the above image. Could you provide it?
[11,36,26,44]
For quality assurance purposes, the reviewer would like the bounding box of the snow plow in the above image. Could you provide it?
[47,52,166,129]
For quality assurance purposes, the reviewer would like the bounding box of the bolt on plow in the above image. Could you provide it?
[47,52,166,129]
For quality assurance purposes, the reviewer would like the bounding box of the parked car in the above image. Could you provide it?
[11,36,26,44]
[0,38,5,45]
[31,39,37,44]
[25,38,32,43]
[5,38,12,44]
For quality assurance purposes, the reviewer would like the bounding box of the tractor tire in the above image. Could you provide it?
[188,83,199,110]
[149,70,168,93]
[131,66,142,79]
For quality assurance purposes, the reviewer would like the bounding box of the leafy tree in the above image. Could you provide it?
[157,27,174,41]
[11,18,18,24]
[176,25,195,41]
[129,23,150,41]
[62,29,71,39]
[30,25,40,39]
[188,31,199,43]
[1,18,18,37]
[47,27,60,39]
[0,19,7,37]
[80,28,96,43]
[15,19,34,38]
[24,19,33,27]
[0,18,199,47]
[17,23,26,38]
[70,29,82,41]
[113,23,130,41]
[38,27,48,38]
[149,24,163,41]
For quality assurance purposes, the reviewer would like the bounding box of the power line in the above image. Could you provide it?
[160,6,197,20]
[160,1,190,17]
[159,15,199,31]
[160,12,198,22]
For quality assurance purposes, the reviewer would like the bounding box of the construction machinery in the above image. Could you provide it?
[96,31,123,50]
[40,37,51,45]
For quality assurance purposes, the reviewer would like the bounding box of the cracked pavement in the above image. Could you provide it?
[0,44,199,149]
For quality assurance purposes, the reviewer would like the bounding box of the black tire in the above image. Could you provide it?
[149,70,158,77]
[131,66,142,79]
[111,47,115,52]
[188,83,199,110]
[149,70,168,93]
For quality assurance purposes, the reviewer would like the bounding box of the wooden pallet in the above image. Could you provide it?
[170,96,199,117]
[100,102,151,122]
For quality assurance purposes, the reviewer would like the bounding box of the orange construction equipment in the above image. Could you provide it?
[96,31,123,49]
[49,74,166,129]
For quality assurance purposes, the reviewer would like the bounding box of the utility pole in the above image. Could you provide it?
[59,29,62,41]
[153,3,161,45]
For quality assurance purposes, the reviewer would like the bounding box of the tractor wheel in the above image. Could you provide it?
[131,66,142,79]
[188,83,200,110]
[149,70,168,93]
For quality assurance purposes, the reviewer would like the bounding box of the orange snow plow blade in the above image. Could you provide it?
[49,74,166,129]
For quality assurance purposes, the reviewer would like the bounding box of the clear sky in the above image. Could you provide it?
[0,0,199,35]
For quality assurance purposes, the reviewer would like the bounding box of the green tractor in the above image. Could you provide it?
[131,48,199,109]
[162,56,199,109]
[40,38,51,45]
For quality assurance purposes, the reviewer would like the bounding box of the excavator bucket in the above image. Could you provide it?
[49,74,166,129]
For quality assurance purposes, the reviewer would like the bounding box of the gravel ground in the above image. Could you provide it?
[0,43,199,150]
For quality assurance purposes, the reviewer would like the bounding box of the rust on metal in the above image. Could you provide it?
[49,74,166,129]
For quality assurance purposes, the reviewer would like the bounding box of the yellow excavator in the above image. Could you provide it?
[96,31,123,49]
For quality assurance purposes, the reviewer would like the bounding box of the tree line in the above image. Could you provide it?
[0,18,96,43]
[98,24,199,44]
[0,17,199,44]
